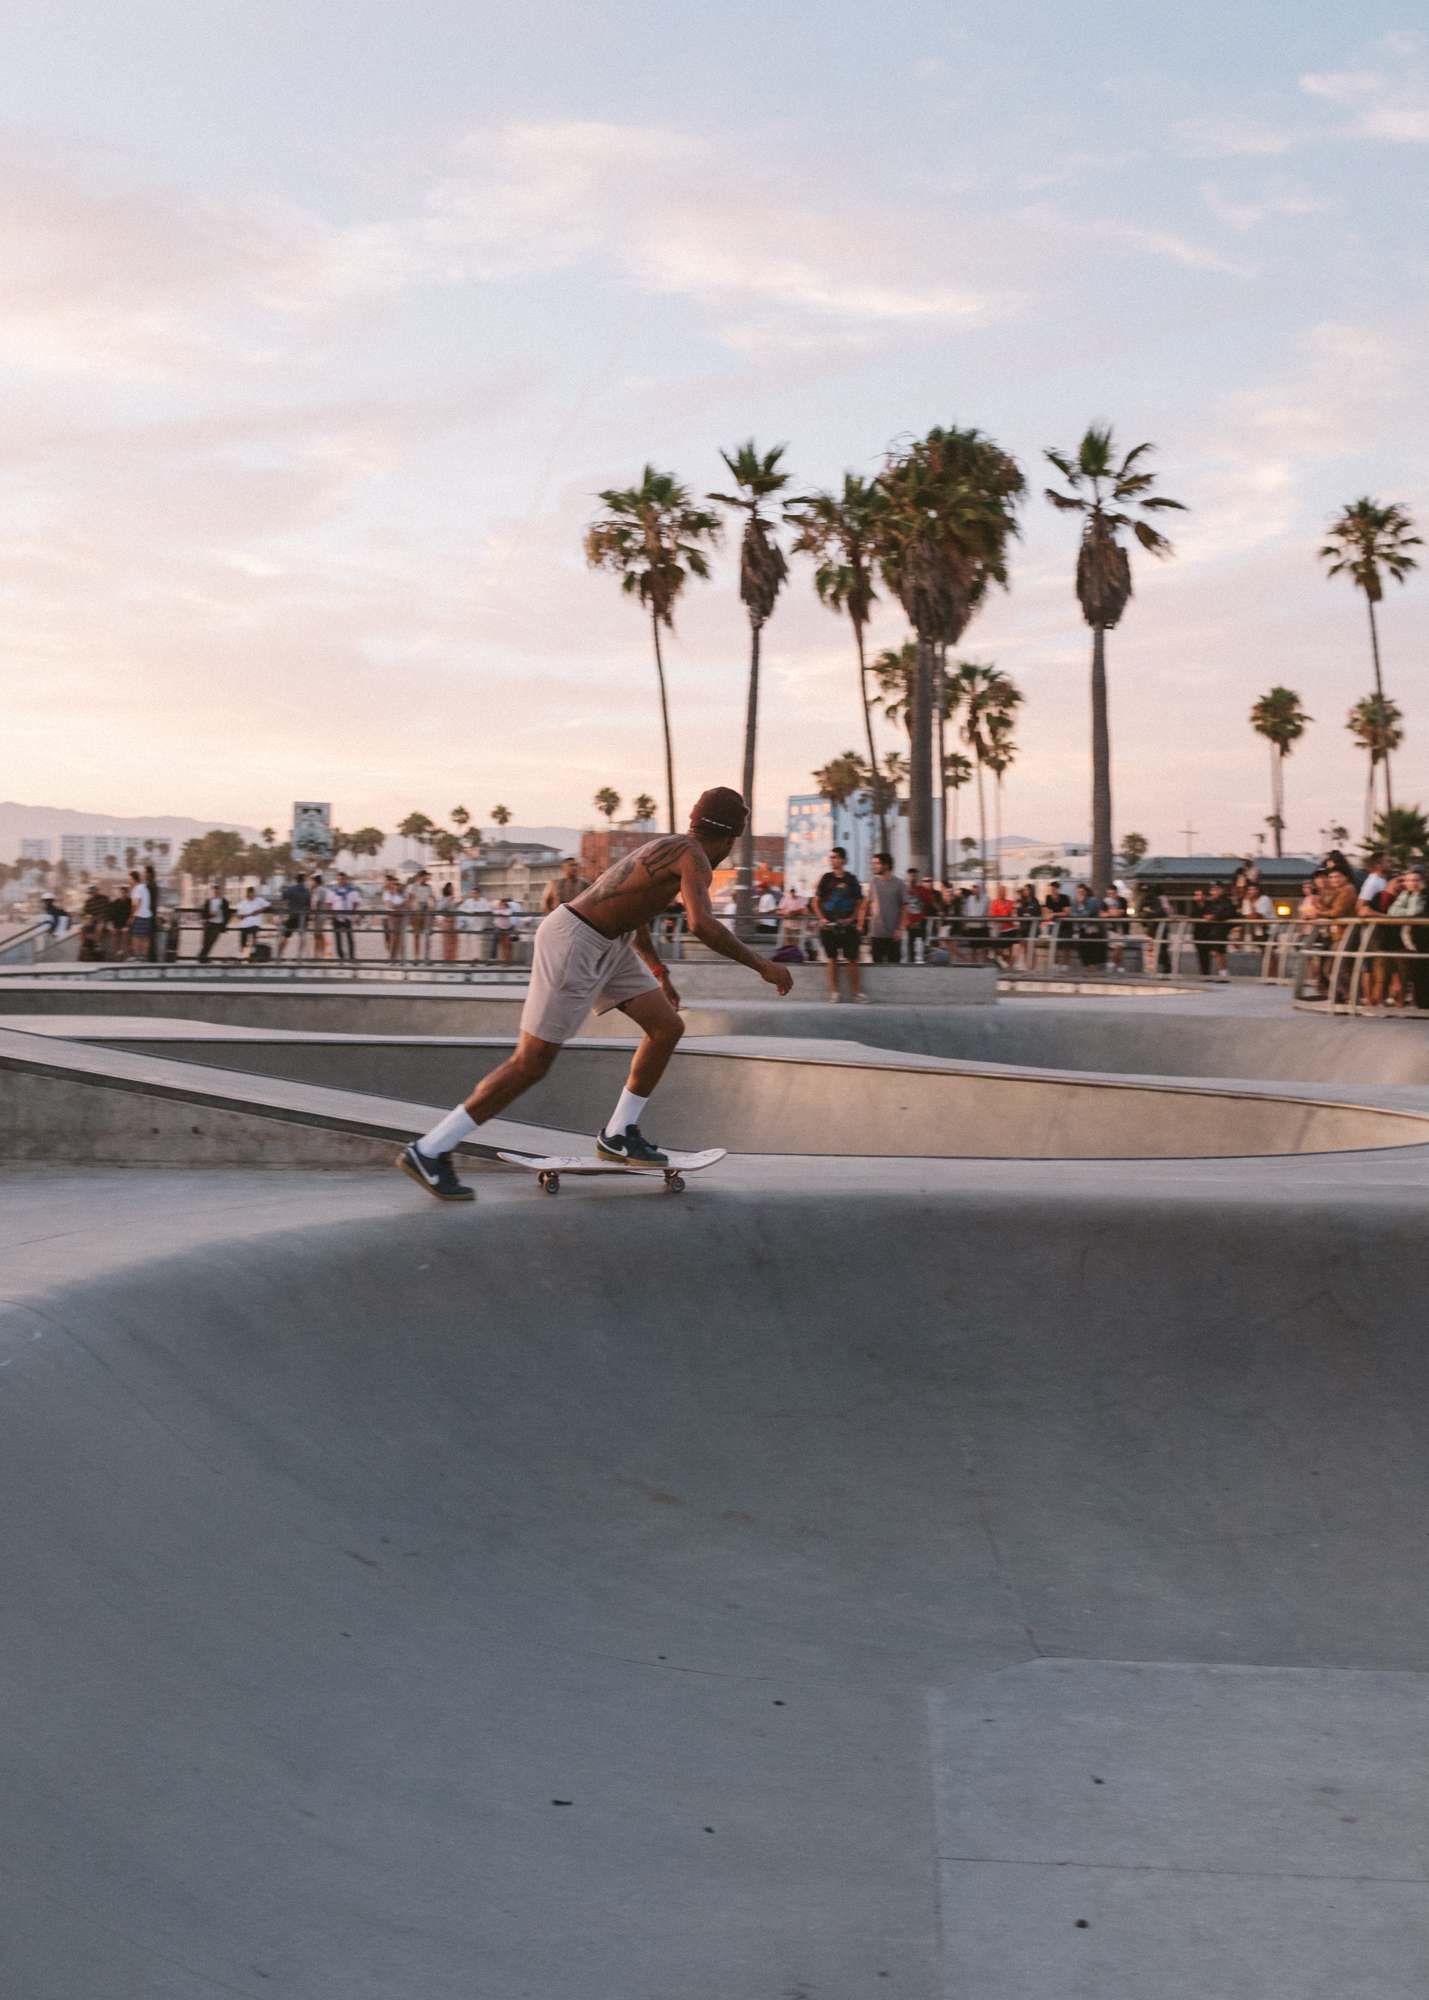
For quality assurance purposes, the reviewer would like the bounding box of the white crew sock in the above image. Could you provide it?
[607,1088,649,1137]
[416,1105,479,1159]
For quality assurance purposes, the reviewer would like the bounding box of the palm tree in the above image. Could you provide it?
[1320,498,1421,821]
[584,465,722,835]
[451,807,471,835]
[789,474,887,848]
[1347,696,1404,839]
[812,751,868,811]
[1044,425,1187,892]
[1118,832,1149,871]
[710,440,795,932]
[594,787,621,825]
[1249,687,1311,857]
[871,640,917,734]
[630,792,658,826]
[983,704,1021,869]
[346,826,386,860]
[952,661,1019,884]
[1367,806,1429,868]
[398,812,435,861]
[873,426,1025,874]
[943,750,974,863]
[490,804,512,830]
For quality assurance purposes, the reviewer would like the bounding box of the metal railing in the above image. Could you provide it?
[26,903,1429,1015]
[1288,915,1429,1017]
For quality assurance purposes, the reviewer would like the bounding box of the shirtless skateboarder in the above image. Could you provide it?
[398,787,793,1200]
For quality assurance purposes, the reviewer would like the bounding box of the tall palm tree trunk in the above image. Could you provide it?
[1271,745,1284,857]
[908,636,935,875]
[651,612,678,835]
[1366,597,1395,818]
[736,622,760,935]
[936,649,947,879]
[1364,757,1376,842]
[975,757,988,886]
[995,773,1004,877]
[855,623,887,853]
[1090,625,1113,893]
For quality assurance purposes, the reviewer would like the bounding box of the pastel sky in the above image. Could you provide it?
[3,0,1427,852]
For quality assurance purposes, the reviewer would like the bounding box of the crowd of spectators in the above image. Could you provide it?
[72,864,174,962]
[33,842,1429,1010]
[1293,848,1429,1012]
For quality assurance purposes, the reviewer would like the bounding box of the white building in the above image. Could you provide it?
[18,838,51,862]
[52,832,176,875]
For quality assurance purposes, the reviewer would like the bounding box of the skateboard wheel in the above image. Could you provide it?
[665,1172,686,1193]
[539,1171,560,1195]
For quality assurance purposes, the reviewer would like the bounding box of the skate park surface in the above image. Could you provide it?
[5,973,1429,1997]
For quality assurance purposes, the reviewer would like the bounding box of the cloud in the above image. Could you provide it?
[1200,182,1331,232]
[1016,203,1253,275]
[1171,117,1299,159]
[1299,56,1429,142]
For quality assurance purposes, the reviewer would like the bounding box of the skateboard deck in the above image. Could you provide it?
[497,1148,725,1195]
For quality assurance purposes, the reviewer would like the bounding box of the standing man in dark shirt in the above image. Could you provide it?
[812,845,867,1003]
[277,874,312,960]
[1042,878,1071,967]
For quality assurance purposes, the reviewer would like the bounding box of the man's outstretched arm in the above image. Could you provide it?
[678,848,793,993]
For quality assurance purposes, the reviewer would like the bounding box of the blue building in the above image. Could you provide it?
[785,791,907,896]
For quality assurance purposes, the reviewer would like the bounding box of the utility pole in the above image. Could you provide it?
[1182,821,1198,856]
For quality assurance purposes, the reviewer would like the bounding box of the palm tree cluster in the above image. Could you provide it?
[586,420,1189,908]
[1242,499,1421,854]
[586,424,1423,903]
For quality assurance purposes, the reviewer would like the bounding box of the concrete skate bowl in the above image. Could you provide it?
[29,1025,1429,1160]
[8,975,1429,1087]
[6,1185,1429,1997]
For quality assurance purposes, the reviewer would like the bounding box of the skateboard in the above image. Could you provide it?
[496,1148,726,1196]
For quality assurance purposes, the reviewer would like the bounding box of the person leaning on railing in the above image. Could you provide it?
[1385,866,1429,1012]
[1315,864,1359,1002]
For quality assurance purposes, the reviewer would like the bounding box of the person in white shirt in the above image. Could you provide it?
[127,869,154,956]
[458,890,493,961]
[756,886,780,936]
[380,877,407,962]
[235,885,269,958]
[492,896,520,964]
[406,871,436,962]
[327,873,361,962]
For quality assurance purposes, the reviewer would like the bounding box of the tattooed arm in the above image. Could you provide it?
[677,846,794,994]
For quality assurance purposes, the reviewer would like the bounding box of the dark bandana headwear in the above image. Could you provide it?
[691,786,748,835]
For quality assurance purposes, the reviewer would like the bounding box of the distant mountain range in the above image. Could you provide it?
[0,803,589,865]
[0,801,259,854]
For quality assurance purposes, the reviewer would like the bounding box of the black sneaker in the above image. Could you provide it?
[596,1124,670,1167]
[397,1141,475,1201]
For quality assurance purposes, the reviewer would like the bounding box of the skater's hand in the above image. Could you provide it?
[658,967,682,1011]
[762,960,794,996]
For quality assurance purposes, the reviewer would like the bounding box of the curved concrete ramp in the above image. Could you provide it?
[8,1021,1429,1160]
[5,1170,1429,1997]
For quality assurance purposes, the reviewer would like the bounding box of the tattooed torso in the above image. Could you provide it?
[568,835,705,938]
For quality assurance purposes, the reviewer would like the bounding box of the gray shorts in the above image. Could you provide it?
[519,905,659,1043]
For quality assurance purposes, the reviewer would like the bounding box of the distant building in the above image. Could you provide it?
[18,838,51,862]
[291,801,334,865]
[580,826,649,876]
[49,832,175,876]
[786,791,904,893]
[461,839,565,909]
[1127,854,1316,911]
